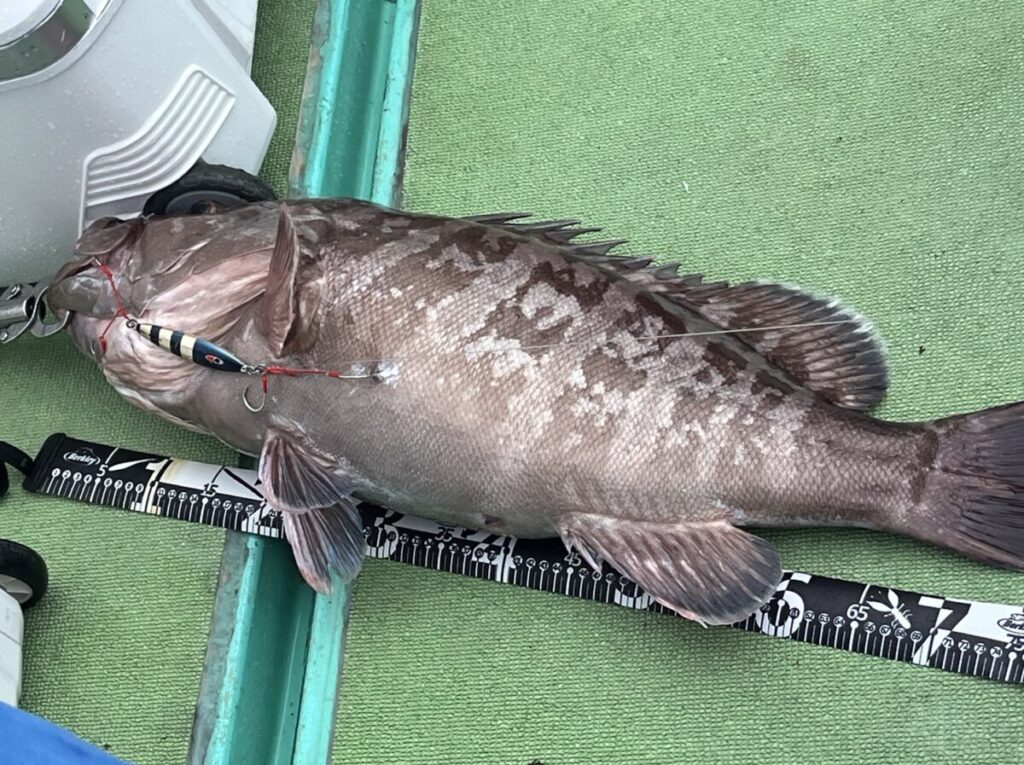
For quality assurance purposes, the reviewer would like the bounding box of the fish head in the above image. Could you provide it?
[51,206,280,317]
[50,205,285,348]
[48,204,287,417]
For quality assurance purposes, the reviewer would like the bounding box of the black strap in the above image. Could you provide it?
[0,441,35,498]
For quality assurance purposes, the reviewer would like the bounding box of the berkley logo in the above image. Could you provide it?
[63,448,101,467]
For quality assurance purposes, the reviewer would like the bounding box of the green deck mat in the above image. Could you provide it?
[1,2,314,763]
[333,2,1024,763]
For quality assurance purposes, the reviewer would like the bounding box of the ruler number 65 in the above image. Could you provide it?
[846,604,870,621]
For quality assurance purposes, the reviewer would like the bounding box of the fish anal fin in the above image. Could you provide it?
[259,427,365,591]
[558,513,782,626]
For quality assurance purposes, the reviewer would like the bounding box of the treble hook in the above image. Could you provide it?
[242,383,267,413]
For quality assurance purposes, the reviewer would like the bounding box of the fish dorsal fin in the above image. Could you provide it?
[608,269,887,410]
[464,212,633,262]
[559,513,782,626]
[465,213,888,410]
[259,427,364,592]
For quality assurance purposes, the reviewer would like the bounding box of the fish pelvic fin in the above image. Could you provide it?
[283,502,365,593]
[558,513,782,626]
[259,427,355,513]
[912,401,1024,570]
[260,427,365,591]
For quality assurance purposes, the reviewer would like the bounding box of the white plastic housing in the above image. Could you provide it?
[0,0,276,285]
[0,589,24,707]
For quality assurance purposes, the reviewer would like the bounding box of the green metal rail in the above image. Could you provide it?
[189,2,421,762]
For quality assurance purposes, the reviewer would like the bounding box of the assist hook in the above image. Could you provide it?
[242,383,267,414]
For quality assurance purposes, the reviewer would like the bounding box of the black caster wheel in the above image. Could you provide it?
[0,540,48,610]
[143,161,277,216]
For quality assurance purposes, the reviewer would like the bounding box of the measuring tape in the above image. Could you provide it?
[4,433,1024,685]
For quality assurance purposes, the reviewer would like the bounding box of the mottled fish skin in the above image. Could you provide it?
[265,205,893,528]
[186,201,912,534]
[49,199,1024,625]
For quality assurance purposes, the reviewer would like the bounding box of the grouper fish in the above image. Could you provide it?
[47,199,1024,626]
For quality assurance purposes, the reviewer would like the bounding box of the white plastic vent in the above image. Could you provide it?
[83,65,235,208]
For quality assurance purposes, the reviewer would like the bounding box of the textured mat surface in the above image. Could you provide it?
[333,2,1024,763]
[0,2,314,763]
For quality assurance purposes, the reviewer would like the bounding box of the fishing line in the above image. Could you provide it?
[461,319,855,355]
[92,259,130,355]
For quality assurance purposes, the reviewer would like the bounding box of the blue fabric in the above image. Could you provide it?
[0,703,131,764]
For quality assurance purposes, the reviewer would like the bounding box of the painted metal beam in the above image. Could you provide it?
[190,1,421,763]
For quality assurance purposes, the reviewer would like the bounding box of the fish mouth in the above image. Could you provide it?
[47,257,120,318]
[51,254,93,285]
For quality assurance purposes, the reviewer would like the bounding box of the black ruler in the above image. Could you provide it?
[14,433,1024,685]
[22,434,283,538]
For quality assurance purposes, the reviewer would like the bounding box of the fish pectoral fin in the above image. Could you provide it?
[261,204,307,357]
[283,501,365,593]
[259,428,365,591]
[558,513,782,626]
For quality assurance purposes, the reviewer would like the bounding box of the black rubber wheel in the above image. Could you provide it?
[0,540,47,610]
[143,161,277,216]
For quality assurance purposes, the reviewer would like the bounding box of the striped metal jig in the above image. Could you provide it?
[124,318,388,413]
[126,320,263,375]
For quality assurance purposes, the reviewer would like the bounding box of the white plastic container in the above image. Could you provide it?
[0,0,277,285]
[0,589,24,707]
[0,540,49,707]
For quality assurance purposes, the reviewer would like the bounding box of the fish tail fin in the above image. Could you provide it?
[912,400,1024,569]
[282,505,365,594]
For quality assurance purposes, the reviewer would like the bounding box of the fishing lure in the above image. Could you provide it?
[125,319,387,412]
[127,320,261,375]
